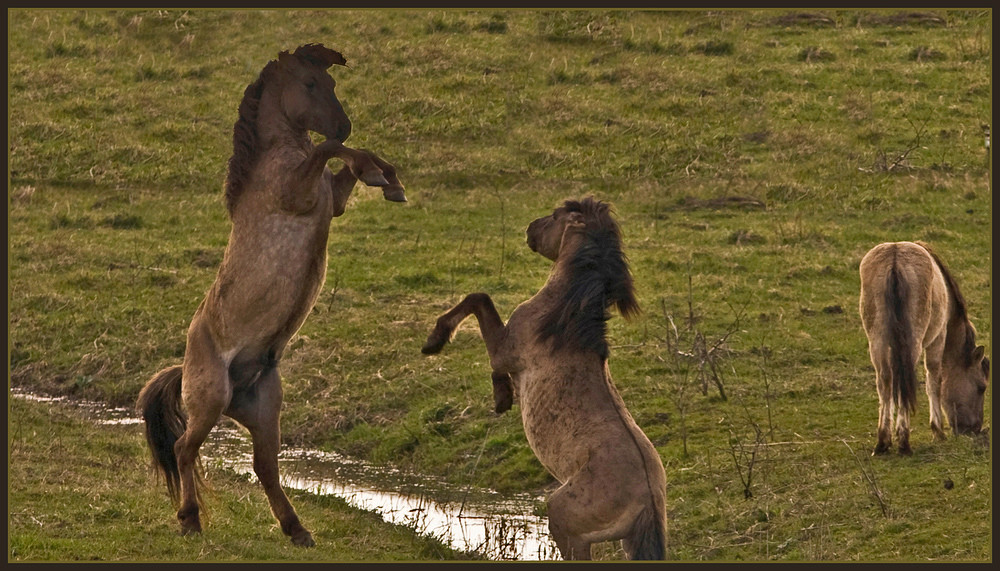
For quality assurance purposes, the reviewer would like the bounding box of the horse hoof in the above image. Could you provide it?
[292,531,315,547]
[421,341,444,354]
[494,396,513,414]
[871,444,890,456]
[421,331,448,354]
[177,510,202,535]
[420,327,450,355]
[897,447,913,456]
[382,185,407,203]
[361,171,390,188]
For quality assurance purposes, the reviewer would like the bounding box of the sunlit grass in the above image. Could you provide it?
[9,8,991,561]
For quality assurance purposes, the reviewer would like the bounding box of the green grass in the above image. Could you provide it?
[9,8,992,561]
[7,397,474,561]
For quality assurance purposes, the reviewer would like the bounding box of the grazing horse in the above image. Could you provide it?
[422,197,667,560]
[859,241,989,456]
[136,44,406,546]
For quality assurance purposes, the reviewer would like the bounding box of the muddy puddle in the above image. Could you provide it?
[11,388,560,560]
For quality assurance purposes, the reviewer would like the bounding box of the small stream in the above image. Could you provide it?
[11,388,560,560]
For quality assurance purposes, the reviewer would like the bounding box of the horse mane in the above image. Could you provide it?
[916,241,979,364]
[223,61,277,216]
[538,197,640,360]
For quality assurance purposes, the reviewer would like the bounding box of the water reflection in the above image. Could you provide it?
[11,388,559,560]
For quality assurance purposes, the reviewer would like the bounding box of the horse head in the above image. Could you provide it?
[529,197,640,355]
[276,44,352,144]
[944,341,990,435]
[526,202,584,262]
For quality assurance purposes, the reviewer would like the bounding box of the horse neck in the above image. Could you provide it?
[942,310,974,366]
[542,233,588,292]
[254,85,310,151]
[537,261,573,302]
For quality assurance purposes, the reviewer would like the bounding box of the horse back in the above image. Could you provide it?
[859,241,949,346]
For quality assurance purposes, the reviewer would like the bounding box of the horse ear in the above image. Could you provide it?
[276,50,297,73]
[293,43,348,69]
[973,345,986,362]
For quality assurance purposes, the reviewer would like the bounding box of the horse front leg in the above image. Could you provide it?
[279,141,351,213]
[317,140,407,203]
[924,337,948,440]
[327,165,357,217]
[356,148,406,203]
[422,293,506,356]
[423,293,514,412]
[225,367,314,547]
[491,371,514,414]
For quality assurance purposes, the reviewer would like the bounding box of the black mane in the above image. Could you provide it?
[917,241,979,365]
[223,60,280,217]
[537,197,640,360]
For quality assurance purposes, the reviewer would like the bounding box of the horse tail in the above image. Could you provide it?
[885,260,918,416]
[136,365,186,505]
[625,504,666,560]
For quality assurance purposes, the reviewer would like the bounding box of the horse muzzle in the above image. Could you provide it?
[526,221,543,253]
[954,421,984,436]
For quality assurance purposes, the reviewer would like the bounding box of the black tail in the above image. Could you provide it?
[136,365,187,505]
[885,264,918,415]
[624,505,666,560]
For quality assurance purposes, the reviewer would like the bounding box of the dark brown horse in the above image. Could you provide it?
[136,44,406,546]
[859,241,989,456]
[422,197,667,560]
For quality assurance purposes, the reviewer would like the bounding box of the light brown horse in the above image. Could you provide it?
[136,44,406,546]
[422,197,667,560]
[859,241,989,456]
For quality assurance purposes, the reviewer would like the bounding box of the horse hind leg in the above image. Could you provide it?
[174,322,231,535]
[895,403,913,456]
[174,381,229,535]
[621,506,666,560]
[870,346,894,456]
[225,367,314,547]
[548,508,592,559]
[546,481,597,560]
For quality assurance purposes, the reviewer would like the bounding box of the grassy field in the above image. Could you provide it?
[8,9,992,561]
[7,396,474,561]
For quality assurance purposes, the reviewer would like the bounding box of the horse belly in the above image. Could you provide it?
[211,218,329,349]
[518,371,628,482]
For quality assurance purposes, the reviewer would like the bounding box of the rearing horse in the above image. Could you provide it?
[136,44,406,546]
[422,197,667,560]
